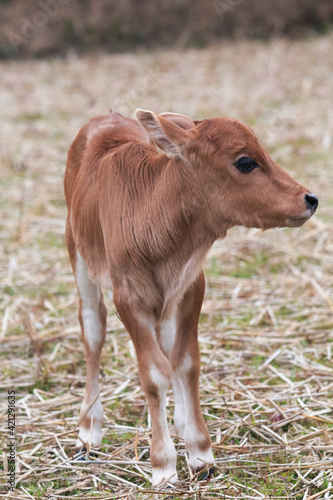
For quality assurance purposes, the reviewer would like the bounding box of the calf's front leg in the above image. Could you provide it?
[114,293,178,487]
[171,272,215,475]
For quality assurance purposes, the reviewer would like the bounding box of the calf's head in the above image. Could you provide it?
[136,109,318,232]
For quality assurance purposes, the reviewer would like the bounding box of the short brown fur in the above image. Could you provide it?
[65,109,317,485]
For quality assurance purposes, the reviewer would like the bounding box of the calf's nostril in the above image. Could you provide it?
[305,193,318,212]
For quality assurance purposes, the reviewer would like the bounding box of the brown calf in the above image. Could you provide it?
[64,109,318,487]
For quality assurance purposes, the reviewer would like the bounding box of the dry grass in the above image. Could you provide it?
[1,34,333,499]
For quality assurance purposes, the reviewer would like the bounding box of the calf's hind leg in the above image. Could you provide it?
[75,252,106,450]
[66,227,106,453]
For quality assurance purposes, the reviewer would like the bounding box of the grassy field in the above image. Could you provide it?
[1,34,333,499]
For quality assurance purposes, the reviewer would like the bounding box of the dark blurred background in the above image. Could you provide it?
[1,0,333,58]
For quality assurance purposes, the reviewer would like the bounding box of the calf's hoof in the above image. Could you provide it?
[73,447,99,461]
[195,465,218,481]
[163,485,176,499]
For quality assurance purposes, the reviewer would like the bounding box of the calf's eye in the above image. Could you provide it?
[234,156,259,173]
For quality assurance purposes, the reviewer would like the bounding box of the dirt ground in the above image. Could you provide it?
[1,34,333,499]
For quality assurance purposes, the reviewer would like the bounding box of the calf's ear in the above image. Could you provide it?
[136,109,191,157]
[159,112,195,130]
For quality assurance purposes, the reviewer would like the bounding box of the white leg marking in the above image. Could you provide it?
[176,353,215,469]
[186,445,215,470]
[76,397,104,448]
[149,365,178,487]
[139,313,156,339]
[159,315,185,438]
[76,251,102,352]
[171,376,185,438]
[152,456,178,487]
[159,315,177,355]
[75,251,104,447]
[150,364,169,387]
[153,434,178,487]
